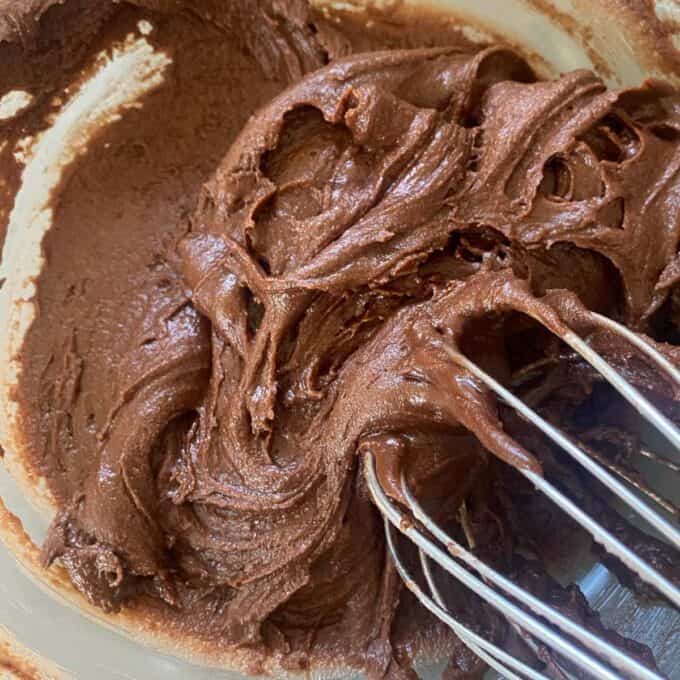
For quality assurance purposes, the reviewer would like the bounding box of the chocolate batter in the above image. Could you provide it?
[1,1,680,678]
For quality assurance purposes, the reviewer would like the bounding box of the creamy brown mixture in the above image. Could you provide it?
[2,1,680,678]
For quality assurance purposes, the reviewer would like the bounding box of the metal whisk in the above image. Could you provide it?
[364,311,680,680]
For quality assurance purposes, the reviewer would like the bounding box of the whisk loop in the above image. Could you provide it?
[365,314,679,680]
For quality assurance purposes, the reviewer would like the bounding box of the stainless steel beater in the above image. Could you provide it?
[364,311,680,680]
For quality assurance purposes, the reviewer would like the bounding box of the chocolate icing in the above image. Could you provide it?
[3,1,680,677]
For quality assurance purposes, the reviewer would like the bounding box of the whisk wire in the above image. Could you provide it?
[399,474,669,679]
[384,520,546,680]
[443,345,680,553]
[365,455,654,680]
[588,312,680,386]
[416,545,549,680]
[366,315,679,680]
[561,330,680,450]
